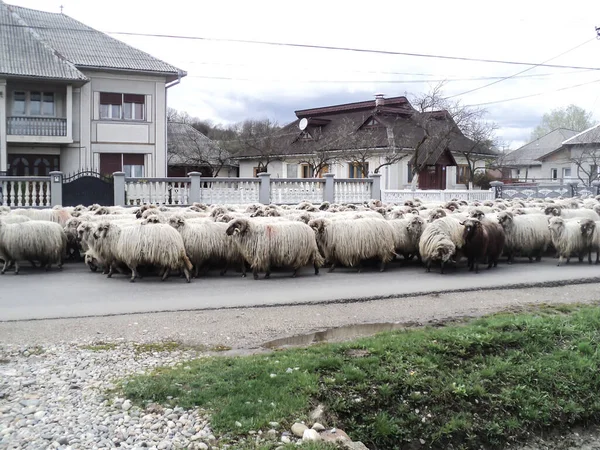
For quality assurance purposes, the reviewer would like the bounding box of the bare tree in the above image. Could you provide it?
[230,119,285,174]
[409,82,497,189]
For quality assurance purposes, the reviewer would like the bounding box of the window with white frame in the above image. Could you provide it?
[562,168,571,178]
[12,91,54,116]
[100,93,145,120]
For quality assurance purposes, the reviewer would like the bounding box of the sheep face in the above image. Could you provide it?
[406,216,425,237]
[462,219,481,241]
[544,206,559,216]
[580,219,596,237]
[548,216,565,232]
[92,223,111,240]
[319,202,330,211]
[469,209,485,221]
[142,216,162,225]
[226,219,249,236]
[168,216,186,230]
[497,212,514,229]
[308,219,328,235]
[215,213,235,223]
[428,209,447,223]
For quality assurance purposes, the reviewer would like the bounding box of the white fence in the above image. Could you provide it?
[0,177,52,207]
[271,179,325,204]
[335,179,373,204]
[125,179,191,206]
[199,179,260,204]
[382,189,495,204]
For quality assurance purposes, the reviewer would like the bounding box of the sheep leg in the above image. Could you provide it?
[264,268,271,279]
[1,260,9,274]
[107,264,115,278]
[292,268,298,278]
[241,262,247,278]
[194,265,200,278]
[557,255,564,267]
[183,266,191,283]
[253,268,259,280]
[379,260,386,272]
[426,261,431,273]
[129,265,138,283]
[313,262,319,275]
[29,260,37,268]
[328,263,336,273]
[219,266,228,276]
[596,252,600,264]
[14,261,20,275]
[161,268,170,281]
[588,251,593,265]
[474,260,479,274]
[357,263,362,273]
[440,261,445,274]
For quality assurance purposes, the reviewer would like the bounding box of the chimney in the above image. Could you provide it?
[374,93,385,107]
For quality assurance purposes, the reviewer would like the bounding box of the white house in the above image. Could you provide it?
[236,96,494,190]
[0,1,185,178]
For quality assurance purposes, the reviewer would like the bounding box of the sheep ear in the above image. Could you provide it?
[459,221,465,225]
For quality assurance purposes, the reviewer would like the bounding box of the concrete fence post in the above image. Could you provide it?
[188,172,201,204]
[568,181,580,198]
[113,172,125,206]
[49,171,63,207]
[323,173,335,203]
[258,172,271,205]
[370,173,381,201]
[592,180,600,196]
[489,181,504,199]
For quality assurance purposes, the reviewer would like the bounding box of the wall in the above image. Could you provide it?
[78,70,168,177]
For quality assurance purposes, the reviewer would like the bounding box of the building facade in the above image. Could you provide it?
[0,2,185,178]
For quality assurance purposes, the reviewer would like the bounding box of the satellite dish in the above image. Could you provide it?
[299,118,308,130]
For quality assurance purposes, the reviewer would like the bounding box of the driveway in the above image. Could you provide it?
[1,258,599,321]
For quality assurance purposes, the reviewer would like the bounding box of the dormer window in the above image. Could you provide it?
[299,130,312,140]
[361,117,382,129]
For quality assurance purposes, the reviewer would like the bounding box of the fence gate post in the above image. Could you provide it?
[188,172,201,204]
[49,171,63,207]
[258,172,271,204]
[113,172,125,206]
[489,181,504,199]
[323,173,335,203]
[370,173,381,201]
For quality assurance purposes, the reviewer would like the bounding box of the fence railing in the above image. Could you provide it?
[271,178,325,204]
[200,178,261,204]
[124,178,191,206]
[382,189,494,204]
[490,181,600,200]
[7,117,68,137]
[0,177,52,207]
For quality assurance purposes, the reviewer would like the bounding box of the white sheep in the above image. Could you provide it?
[418,216,464,274]
[168,215,246,277]
[497,211,551,263]
[226,218,324,279]
[548,217,595,266]
[545,205,600,221]
[387,215,427,261]
[0,220,66,274]
[308,218,395,272]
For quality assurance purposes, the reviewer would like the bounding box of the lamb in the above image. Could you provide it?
[115,217,192,282]
[226,218,324,279]
[168,215,246,277]
[548,217,595,266]
[308,218,395,272]
[0,220,66,274]
[497,211,551,263]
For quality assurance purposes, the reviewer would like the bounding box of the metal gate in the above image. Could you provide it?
[62,171,114,206]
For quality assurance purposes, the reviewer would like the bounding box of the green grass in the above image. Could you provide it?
[81,342,120,351]
[121,304,600,449]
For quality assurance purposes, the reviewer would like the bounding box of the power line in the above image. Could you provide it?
[465,77,600,107]
[2,22,600,72]
[446,37,596,99]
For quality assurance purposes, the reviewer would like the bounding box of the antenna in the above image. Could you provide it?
[60,5,64,14]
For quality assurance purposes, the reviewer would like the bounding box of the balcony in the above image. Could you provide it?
[6,116,72,144]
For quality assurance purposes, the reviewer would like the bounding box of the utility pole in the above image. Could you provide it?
[596,26,600,39]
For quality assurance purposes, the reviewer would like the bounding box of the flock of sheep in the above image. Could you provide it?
[1,195,600,281]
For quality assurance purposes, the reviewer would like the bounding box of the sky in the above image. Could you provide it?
[7,0,600,149]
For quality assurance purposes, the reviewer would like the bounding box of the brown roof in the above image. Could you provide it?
[295,96,414,117]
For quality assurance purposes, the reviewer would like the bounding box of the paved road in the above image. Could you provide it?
[1,257,599,321]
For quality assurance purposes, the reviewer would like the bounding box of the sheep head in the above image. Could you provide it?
[469,209,486,221]
[462,219,482,241]
[580,219,596,237]
[168,215,186,229]
[548,216,565,231]
[308,218,329,235]
[407,216,425,237]
[226,218,249,236]
[319,201,330,211]
[428,208,447,223]
[497,211,514,228]
[92,222,110,240]
[142,216,162,225]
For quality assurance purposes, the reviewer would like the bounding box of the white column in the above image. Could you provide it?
[0,80,6,173]
[66,84,73,141]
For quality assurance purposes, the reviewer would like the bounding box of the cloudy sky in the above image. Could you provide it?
[8,0,600,149]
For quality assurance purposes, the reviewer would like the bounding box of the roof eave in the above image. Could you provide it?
[0,72,89,84]
[78,66,186,82]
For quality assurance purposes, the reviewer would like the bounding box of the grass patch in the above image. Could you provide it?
[121,304,600,449]
[133,341,184,353]
[81,342,119,351]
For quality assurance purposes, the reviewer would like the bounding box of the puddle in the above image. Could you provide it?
[262,322,411,349]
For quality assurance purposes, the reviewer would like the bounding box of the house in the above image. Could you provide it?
[537,124,600,185]
[501,128,578,181]
[167,122,238,177]
[236,95,495,190]
[0,1,185,178]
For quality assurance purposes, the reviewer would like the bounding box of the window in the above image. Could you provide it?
[562,168,571,178]
[253,166,266,177]
[551,168,558,180]
[13,92,26,115]
[349,162,368,178]
[456,164,469,184]
[362,118,381,128]
[100,93,145,120]
[301,164,314,178]
[11,91,55,116]
[286,163,298,178]
[100,153,144,177]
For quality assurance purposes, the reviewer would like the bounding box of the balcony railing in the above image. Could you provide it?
[7,116,67,137]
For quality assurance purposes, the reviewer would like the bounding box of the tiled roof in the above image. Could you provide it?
[562,123,600,145]
[0,1,185,80]
[0,2,87,80]
[295,96,414,117]
[503,128,578,166]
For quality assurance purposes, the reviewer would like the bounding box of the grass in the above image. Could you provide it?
[121,303,600,449]
[82,342,120,351]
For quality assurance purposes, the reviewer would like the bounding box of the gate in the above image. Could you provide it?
[62,171,114,206]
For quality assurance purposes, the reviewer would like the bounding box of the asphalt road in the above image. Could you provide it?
[1,257,600,321]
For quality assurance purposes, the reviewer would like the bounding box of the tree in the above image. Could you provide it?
[531,105,596,140]
[231,119,285,173]
[409,82,497,189]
